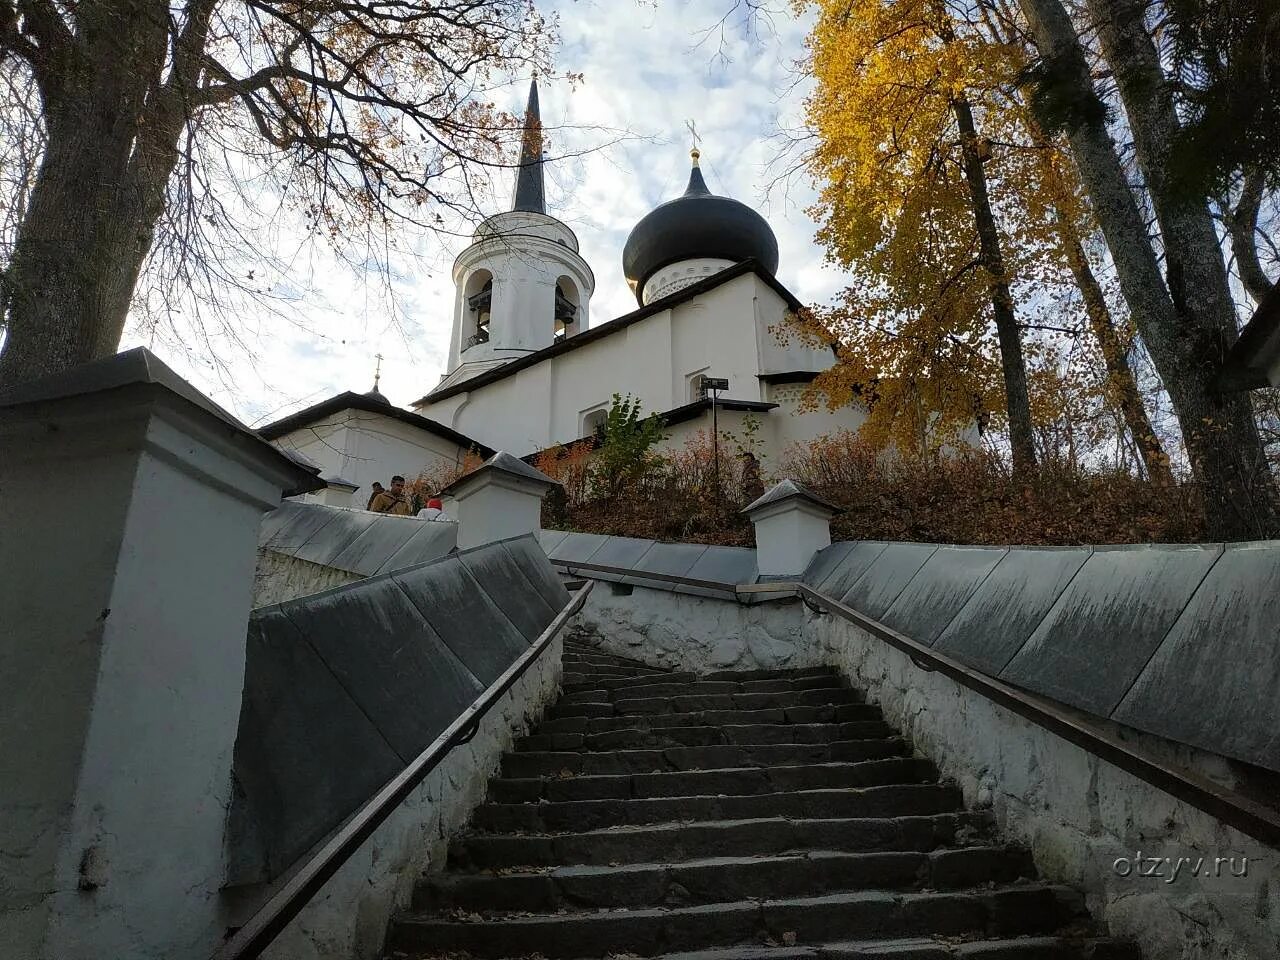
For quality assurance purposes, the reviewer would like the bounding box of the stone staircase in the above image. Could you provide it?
[385,640,1138,959]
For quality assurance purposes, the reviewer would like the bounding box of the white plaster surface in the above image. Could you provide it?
[256,633,564,960]
[750,500,832,577]
[272,408,474,510]
[451,471,549,551]
[0,392,301,960]
[812,611,1279,960]
[417,270,867,467]
[252,548,363,607]
[567,583,816,674]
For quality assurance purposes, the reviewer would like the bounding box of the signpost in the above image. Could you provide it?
[700,375,729,512]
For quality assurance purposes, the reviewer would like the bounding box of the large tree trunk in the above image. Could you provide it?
[0,1,199,388]
[1017,0,1278,538]
[1063,235,1173,483]
[951,96,1038,476]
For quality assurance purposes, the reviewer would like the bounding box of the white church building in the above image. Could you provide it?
[264,81,868,506]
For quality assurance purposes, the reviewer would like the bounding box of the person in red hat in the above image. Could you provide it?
[417,497,447,521]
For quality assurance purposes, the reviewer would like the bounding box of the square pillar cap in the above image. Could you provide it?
[322,474,360,492]
[741,478,841,518]
[0,347,324,496]
[440,450,560,496]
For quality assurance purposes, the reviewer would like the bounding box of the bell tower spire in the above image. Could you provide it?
[511,78,546,214]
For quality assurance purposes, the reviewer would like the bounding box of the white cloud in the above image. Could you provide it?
[121,0,846,428]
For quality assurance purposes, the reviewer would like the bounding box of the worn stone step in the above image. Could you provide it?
[562,654,670,671]
[537,703,884,736]
[472,782,965,833]
[517,721,898,753]
[550,687,864,720]
[500,739,910,778]
[388,884,1087,957]
[563,670,671,685]
[416,847,1037,912]
[562,675,844,699]
[489,757,938,804]
[449,813,997,870]
[458,937,1142,960]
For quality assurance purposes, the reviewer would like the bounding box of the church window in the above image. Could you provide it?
[582,408,607,439]
[554,278,579,343]
[465,272,492,348]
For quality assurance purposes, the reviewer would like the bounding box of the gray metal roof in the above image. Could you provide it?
[741,478,841,516]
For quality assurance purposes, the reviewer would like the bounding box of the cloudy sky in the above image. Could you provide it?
[122,0,848,428]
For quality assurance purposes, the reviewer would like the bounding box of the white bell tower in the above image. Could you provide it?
[439,80,595,391]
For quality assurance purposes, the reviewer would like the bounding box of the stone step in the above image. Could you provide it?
[537,703,884,736]
[408,937,1141,960]
[564,670,671,685]
[562,655,670,672]
[549,687,864,720]
[448,813,997,870]
[561,675,844,699]
[517,720,898,752]
[416,847,1038,912]
[500,739,911,778]
[387,884,1088,957]
[471,782,965,833]
[488,757,938,804]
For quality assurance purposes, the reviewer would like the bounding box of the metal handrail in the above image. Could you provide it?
[213,580,594,960]
[549,558,741,597]
[543,557,1280,849]
[794,584,1280,850]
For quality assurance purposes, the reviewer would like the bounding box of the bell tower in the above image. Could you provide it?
[439,80,595,391]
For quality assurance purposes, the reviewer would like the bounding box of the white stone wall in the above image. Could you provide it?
[814,613,1278,960]
[567,584,816,674]
[273,410,473,507]
[251,549,363,608]
[256,631,565,960]
[418,271,859,465]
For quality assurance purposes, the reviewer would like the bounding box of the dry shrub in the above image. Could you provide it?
[543,428,1207,547]
[781,431,1206,545]
[408,448,486,510]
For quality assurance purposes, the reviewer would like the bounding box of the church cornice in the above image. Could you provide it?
[415,259,803,408]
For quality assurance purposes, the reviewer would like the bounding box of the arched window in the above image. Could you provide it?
[554,277,580,343]
[464,270,493,348]
[582,408,607,439]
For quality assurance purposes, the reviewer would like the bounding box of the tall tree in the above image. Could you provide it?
[0,1,551,386]
[1016,0,1278,538]
[800,0,1041,471]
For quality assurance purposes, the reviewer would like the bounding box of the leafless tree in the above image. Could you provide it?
[0,1,562,386]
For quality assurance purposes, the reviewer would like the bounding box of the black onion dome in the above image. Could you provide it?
[622,152,779,304]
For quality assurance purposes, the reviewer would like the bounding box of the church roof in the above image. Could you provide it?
[259,390,494,455]
[622,150,779,304]
[415,258,802,407]
[511,79,546,215]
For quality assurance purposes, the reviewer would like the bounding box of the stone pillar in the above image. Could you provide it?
[742,479,841,578]
[0,348,321,960]
[318,473,360,507]
[441,451,559,550]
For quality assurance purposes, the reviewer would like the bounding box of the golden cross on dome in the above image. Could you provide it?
[686,119,702,164]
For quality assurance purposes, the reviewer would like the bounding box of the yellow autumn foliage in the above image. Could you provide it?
[792,0,1119,457]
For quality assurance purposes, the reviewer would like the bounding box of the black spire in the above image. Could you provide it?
[684,147,711,197]
[511,79,546,214]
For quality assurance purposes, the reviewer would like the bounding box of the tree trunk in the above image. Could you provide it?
[951,96,1038,476]
[1063,236,1173,484]
[1017,0,1278,538]
[0,1,190,388]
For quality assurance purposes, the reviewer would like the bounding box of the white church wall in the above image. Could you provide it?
[751,278,837,376]
[273,411,473,507]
